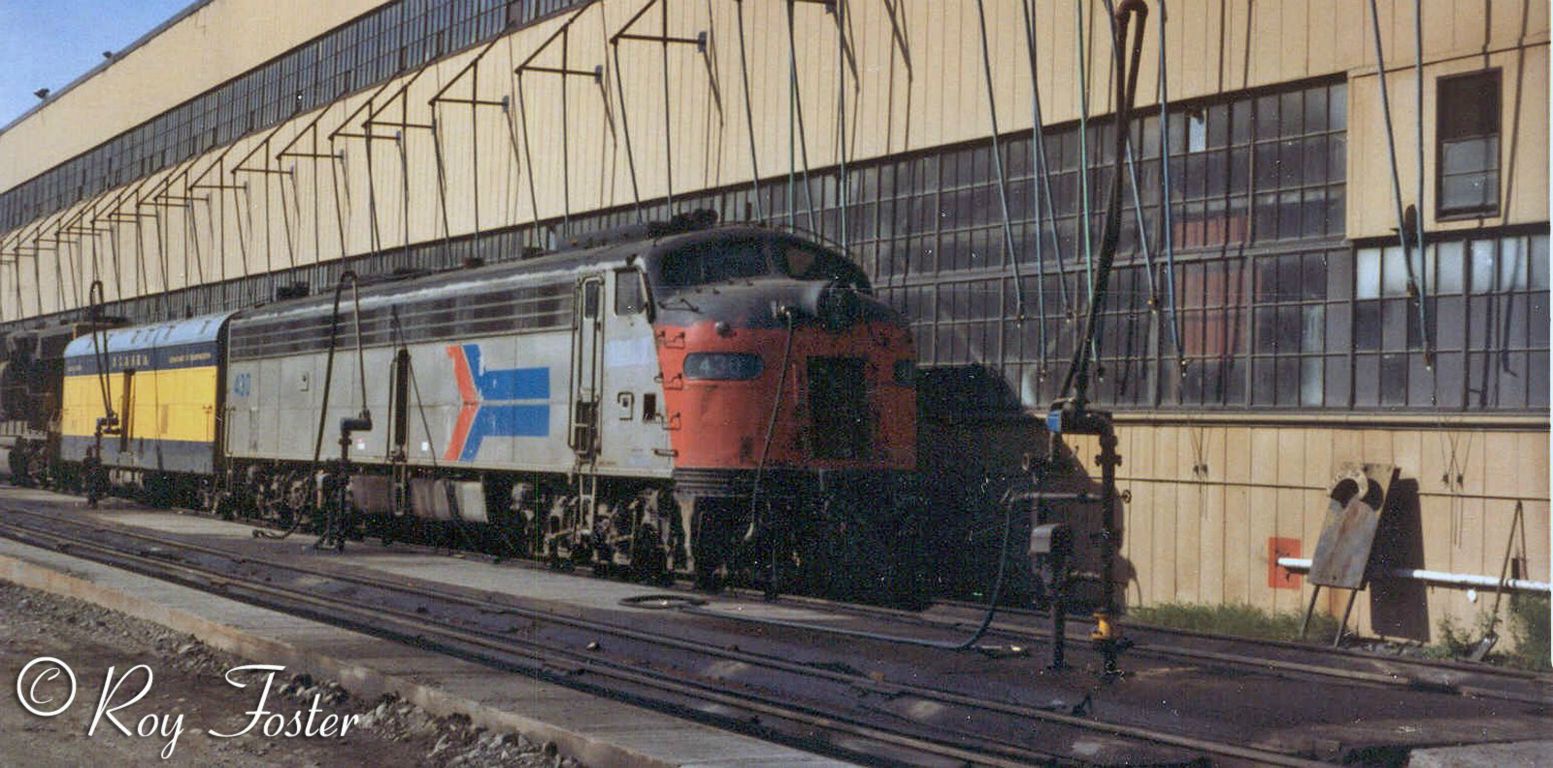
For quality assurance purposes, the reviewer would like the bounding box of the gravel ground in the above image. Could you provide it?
[0,582,583,767]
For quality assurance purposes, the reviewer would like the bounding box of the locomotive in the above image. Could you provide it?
[11,214,922,598]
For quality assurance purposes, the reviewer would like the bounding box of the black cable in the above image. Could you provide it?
[253,271,360,541]
[684,464,1052,652]
[747,307,796,595]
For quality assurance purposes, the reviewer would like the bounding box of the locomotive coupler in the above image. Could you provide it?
[1046,397,1128,678]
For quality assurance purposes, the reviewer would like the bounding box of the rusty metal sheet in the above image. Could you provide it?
[1307,463,1396,589]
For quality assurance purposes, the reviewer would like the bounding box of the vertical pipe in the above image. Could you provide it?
[1366,0,1431,367]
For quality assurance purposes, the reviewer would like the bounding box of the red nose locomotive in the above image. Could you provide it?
[34,215,920,598]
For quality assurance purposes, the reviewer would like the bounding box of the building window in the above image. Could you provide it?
[1437,70,1501,219]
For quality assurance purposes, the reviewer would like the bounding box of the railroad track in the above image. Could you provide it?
[0,504,1347,767]
[722,592,1553,706]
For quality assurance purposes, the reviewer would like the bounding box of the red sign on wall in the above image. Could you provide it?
[1268,537,1303,590]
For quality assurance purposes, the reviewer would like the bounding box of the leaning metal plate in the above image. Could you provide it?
[1306,463,1395,589]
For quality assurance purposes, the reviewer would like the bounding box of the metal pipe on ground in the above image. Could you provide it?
[1277,557,1551,594]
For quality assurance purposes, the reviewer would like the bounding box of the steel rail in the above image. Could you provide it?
[0,512,1123,768]
[0,506,1336,767]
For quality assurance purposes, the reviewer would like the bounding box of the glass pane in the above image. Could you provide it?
[1382,245,1409,297]
[1356,247,1381,299]
[1442,174,1492,212]
[1380,354,1408,405]
[1532,235,1550,289]
[1188,111,1208,153]
[1325,353,1350,407]
[1354,300,1381,350]
[1441,137,1494,175]
[1354,354,1378,406]
[1301,305,1326,352]
[1499,235,1527,290]
[1470,239,1496,293]
[1301,357,1324,407]
[1436,240,1465,293]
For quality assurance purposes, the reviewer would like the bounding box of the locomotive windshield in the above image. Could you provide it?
[655,234,868,291]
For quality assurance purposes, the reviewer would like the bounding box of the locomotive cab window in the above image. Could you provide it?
[614,270,644,315]
[657,238,769,288]
[582,280,601,318]
[776,242,871,291]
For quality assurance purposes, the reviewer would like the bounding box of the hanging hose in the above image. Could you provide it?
[85,279,117,506]
[254,271,367,541]
[1366,0,1432,368]
[86,280,117,433]
[687,465,1053,653]
[746,307,797,595]
[660,0,1148,660]
[1156,0,1187,379]
[1063,0,1147,404]
[973,0,1028,321]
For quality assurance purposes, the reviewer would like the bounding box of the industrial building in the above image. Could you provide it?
[0,0,1546,647]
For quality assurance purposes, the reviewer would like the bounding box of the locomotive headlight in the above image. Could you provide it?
[683,352,764,381]
[892,360,916,387]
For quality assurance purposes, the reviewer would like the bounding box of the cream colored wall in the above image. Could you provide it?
[3,1,1549,320]
[0,0,384,191]
[1062,420,1550,647]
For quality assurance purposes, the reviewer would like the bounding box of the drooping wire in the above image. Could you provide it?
[785,0,817,231]
[733,0,763,219]
[748,308,796,597]
[1074,0,1096,303]
[1020,0,1072,372]
[973,0,1027,322]
[1156,0,1186,380]
[1412,0,1431,376]
[254,272,367,542]
[1365,0,1432,368]
[86,280,117,434]
[1063,0,1148,404]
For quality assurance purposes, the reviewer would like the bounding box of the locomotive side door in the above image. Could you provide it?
[599,267,671,472]
[569,276,605,461]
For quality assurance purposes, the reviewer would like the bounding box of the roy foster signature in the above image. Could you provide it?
[15,658,360,760]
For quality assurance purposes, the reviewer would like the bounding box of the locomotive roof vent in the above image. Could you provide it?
[555,208,719,253]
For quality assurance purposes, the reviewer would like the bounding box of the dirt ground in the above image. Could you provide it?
[0,582,581,767]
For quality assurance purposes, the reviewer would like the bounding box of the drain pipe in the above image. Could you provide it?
[1276,558,1551,594]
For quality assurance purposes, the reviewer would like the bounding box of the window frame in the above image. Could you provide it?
[1435,68,1502,221]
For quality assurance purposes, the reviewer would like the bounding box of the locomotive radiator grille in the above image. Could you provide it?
[807,357,870,460]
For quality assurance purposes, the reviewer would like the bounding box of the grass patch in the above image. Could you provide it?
[1508,594,1551,671]
[1128,602,1338,643]
[1419,595,1550,672]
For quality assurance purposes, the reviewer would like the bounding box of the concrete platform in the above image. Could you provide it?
[0,533,852,768]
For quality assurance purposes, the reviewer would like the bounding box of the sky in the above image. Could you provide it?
[0,0,194,128]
